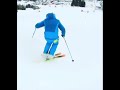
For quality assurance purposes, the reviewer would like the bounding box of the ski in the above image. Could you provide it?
[45,53,65,61]
[54,53,65,58]
[40,52,65,62]
[55,52,62,56]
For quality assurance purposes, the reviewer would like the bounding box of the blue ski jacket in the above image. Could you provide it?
[35,13,65,40]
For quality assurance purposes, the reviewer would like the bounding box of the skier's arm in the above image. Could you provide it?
[58,21,65,37]
[35,21,44,28]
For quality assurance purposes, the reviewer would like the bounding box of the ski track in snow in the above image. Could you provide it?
[17,5,103,90]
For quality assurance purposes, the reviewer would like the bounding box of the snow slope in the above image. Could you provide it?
[17,5,103,90]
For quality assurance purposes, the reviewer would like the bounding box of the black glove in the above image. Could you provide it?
[61,35,65,37]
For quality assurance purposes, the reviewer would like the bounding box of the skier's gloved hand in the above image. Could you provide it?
[61,35,65,37]
[35,24,38,28]
[35,23,41,28]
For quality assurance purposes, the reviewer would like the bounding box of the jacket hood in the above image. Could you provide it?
[46,13,56,19]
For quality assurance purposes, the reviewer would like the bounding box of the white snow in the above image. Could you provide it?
[17,5,103,90]
[17,1,35,6]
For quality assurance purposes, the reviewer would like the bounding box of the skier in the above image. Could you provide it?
[35,13,66,60]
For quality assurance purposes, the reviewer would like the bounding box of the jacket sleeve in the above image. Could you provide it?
[58,21,66,37]
[35,20,44,28]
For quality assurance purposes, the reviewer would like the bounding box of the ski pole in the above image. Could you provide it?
[63,37,74,62]
[32,28,37,38]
